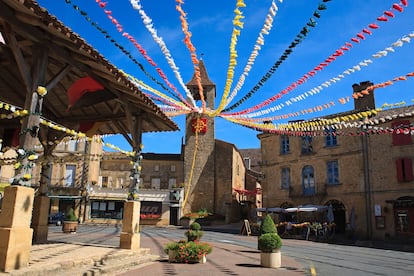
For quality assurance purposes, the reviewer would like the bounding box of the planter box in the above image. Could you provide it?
[168,250,206,264]
[62,221,78,233]
[260,250,281,268]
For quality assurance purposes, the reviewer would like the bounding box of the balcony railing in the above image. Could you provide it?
[288,183,327,198]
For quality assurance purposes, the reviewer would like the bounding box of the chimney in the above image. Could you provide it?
[352,81,375,111]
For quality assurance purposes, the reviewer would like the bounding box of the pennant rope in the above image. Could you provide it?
[222,0,332,113]
[62,0,180,101]
[226,66,414,123]
[126,73,191,112]
[176,0,206,112]
[129,0,198,110]
[236,31,414,119]
[223,0,408,115]
[95,0,194,109]
[223,0,279,109]
[210,0,248,116]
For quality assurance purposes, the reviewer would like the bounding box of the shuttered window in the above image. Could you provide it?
[392,120,412,145]
[396,158,413,182]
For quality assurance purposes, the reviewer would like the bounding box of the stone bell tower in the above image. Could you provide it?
[184,60,216,213]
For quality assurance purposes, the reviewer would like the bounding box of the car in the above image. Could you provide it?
[48,212,65,225]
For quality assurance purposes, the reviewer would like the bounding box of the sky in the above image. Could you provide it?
[36,0,414,154]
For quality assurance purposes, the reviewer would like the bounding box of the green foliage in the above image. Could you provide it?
[259,214,277,235]
[164,220,212,263]
[185,222,203,241]
[190,222,201,231]
[164,241,212,263]
[182,208,211,220]
[65,208,78,222]
[258,233,282,252]
[164,240,186,253]
[185,229,204,241]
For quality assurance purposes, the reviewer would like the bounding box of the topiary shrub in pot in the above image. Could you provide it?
[258,214,277,250]
[164,222,212,263]
[62,208,78,233]
[185,221,204,242]
[258,214,282,268]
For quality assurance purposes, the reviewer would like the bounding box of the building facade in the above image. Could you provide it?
[258,82,414,239]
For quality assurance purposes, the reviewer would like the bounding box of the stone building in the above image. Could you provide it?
[258,81,414,239]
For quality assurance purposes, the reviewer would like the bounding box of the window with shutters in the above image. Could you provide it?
[392,120,412,146]
[396,158,413,182]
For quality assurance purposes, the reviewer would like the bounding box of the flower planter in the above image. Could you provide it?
[168,250,207,264]
[62,221,78,233]
[168,250,177,263]
[199,254,207,264]
[260,250,281,268]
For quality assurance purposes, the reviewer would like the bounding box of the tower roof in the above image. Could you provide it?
[186,60,215,87]
[186,59,215,101]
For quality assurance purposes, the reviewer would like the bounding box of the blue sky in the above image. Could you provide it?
[37,0,414,153]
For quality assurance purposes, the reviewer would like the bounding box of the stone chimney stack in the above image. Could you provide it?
[352,81,375,111]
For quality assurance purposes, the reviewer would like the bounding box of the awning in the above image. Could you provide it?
[256,207,286,213]
[285,204,328,213]
[233,187,262,195]
[89,196,127,201]
[48,195,83,200]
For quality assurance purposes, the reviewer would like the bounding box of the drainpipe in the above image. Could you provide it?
[362,125,373,239]
[80,140,89,223]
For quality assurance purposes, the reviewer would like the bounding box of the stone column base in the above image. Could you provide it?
[120,232,140,250]
[31,195,50,244]
[0,227,33,272]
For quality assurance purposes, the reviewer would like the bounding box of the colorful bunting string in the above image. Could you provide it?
[222,0,279,110]
[222,0,332,113]
[126,73,191,112]
[176,0,206,112]
[223,0,408,115]
[353,71,414,99]
[225,101,414,135]
[94,0,193,110]
[237,31,414,119]
[210,0,248,116]
[129,0,198,110]
[62,0,182,102]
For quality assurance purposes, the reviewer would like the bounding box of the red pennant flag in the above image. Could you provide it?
[67,76,104,109]
[384,11,395,17]
[392,3,403,12]
[368,23,379,29]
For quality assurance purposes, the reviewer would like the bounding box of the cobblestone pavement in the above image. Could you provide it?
[1,224,307,275]
[121,232,306,276]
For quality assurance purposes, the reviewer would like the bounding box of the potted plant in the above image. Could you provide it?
[164,222,212,263]
[62,207,78,233]
[258,214,277,249]
[258,214,282,268]
[164,241,212,264]
[185,222,203,241]
[180,208,210,227]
